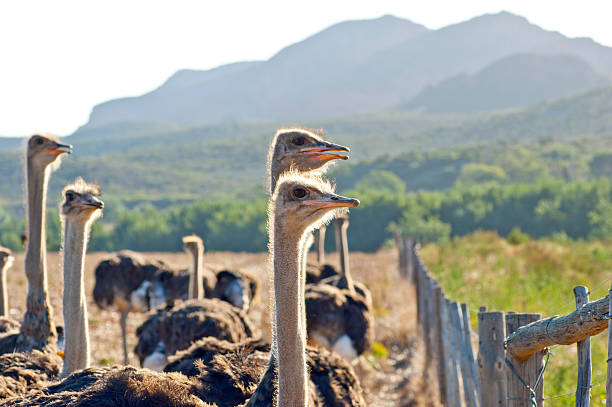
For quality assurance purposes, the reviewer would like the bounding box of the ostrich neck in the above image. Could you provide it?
[21,160,56,348]
[273,225,308,407]
[335,221,355,294]
[188,246,204,300]
[316,225,326,264]
[0,260,8,317]
[61,218,91,375]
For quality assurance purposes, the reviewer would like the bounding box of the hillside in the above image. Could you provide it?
[402,53,611,113]
[2,87,612,211]
[82,12,612,129]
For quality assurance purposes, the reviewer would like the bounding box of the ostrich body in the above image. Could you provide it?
[59,178,104,375]
[135,298,257,370]
[1,174,364,407]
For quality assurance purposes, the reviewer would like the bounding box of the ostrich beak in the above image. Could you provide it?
[78,196,104,210]
[49,142,73,155]
[298,141,350,161]
[304,193,360,208]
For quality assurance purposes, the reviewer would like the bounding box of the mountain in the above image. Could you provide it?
[81,12,612,130]
[402,53,611,113]
[85,15,428,128]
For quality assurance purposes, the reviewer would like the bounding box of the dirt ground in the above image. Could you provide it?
[4,248,438,406]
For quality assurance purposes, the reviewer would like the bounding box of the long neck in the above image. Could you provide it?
[273,224,308,407]
[21,159,56,348]
[269,162,282,195]
[188,246,204,300]
[0,260,8,317]
[334,219,355,294]
[316,225,326,264]
[61,218,91,375]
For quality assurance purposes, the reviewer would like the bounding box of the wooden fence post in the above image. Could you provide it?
[434,285,447,403]
[450,301,477,406]
[478,309,507,407]
[506,313,543,407]
[423,274,436,366]
[607,282,612,407]
[407,238,417,282]
[441,297,461,406]
[574,286,591,407]
[462,303,481,403]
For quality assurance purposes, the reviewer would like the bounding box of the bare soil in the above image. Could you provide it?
[5,249,439,406]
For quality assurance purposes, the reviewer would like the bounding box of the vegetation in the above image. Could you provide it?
[420,232,611,405]
[3,177,612,254]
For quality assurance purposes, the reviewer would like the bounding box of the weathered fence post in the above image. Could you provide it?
[462,303,481,403]
[394,231,407,278]
[441,297,461,406]
[505,313,543,407]
[434,284,447,403]
[574,286,591,407]
[478,308,507,407]
[607,282,612,407]
[407,238,417,282]
[450,301,477,406]
[424,274,436,366]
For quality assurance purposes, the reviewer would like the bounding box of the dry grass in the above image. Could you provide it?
[4,249,434,406]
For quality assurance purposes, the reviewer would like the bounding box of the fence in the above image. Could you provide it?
[394,233,612,406]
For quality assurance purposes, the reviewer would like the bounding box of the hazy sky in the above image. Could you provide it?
[1,0,611,136]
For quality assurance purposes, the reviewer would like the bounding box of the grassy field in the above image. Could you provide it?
[420,232,611,405]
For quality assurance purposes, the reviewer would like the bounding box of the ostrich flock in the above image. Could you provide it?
[0,128,379,406]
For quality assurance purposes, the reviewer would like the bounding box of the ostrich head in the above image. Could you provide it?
[182,234,204,256]
[271,172,359,238]
[27,133,72,170]
[0,247,14,269]
[268,128,349,194]
[60,178,104,225]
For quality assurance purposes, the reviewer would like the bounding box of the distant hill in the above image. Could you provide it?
[2,87,612,210]
[403,53,611,113]
[82,12,612,129]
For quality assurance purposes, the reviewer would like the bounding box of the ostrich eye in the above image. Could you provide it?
[292,188,307,199]
[66,192,75,202]
[293,136,305,146]
[35,138,43,145]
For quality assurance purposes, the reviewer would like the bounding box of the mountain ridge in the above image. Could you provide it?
[83,11,612,130]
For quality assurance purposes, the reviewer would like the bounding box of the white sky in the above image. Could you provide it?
[1,0,611,137]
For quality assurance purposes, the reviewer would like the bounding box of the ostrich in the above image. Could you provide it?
[0,176,101,400]
[59,178,104,376]
[165,175,366,405]
[305,213,375,361]
[182,234,258,311]
[134,240,258,371]
[3,174,365,407]
[92,251,176,364]
[0,134,71,355]
[0,247,15,320]
[0,247,19,335]
[320,214,372,303]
